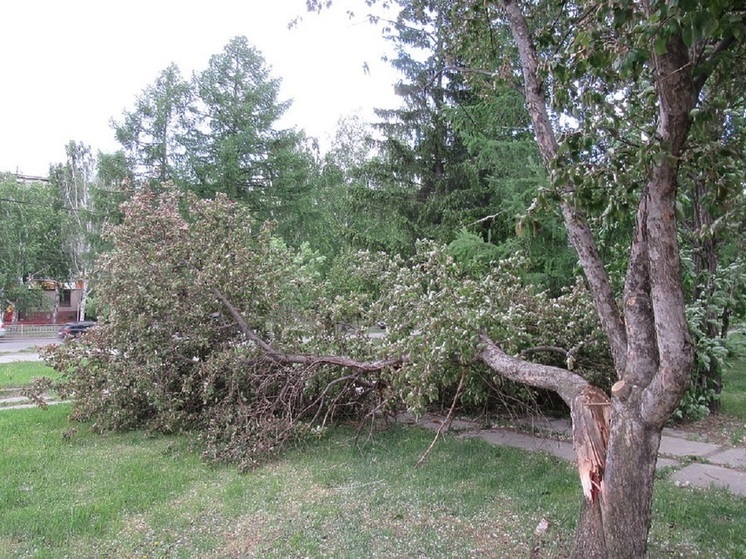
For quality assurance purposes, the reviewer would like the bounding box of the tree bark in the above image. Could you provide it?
[499,0,628,374]
[600,400,662,557]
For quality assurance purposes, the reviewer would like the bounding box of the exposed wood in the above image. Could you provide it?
[480,334,613,509]
[571,386,611,503]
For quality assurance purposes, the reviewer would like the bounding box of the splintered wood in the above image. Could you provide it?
[571,385,611,502]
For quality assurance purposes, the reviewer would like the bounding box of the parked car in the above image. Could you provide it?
[57,321,97,340]
[0,320,5,338]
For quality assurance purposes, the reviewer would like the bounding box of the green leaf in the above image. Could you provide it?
[705,15,720,37]
[654,35,669,56]
[681,25,693,48]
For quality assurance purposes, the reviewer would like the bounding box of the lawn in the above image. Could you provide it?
[2,350,746,559]
[0,361,61,388]
[1,402,745,558]
[722,353,746,421]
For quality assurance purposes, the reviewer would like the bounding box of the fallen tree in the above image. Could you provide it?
[41,186,612,471]
[41,189,412,470]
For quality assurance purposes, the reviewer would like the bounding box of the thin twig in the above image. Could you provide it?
[466,212,503,227]
[415,369,467,468]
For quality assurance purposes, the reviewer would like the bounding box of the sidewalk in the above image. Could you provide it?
[0,353,43,364]
[402,413,746,497]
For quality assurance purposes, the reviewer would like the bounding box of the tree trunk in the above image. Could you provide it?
[691,179,723,413]
[52,286,60,325]
[78,280,89,322]
[573,500,606,558]
[480,337,664,558]
[599,399,662,557]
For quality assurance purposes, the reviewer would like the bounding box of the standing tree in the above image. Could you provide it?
[183,36,306,211]
[111,64,192,185]
[0,175,69,320]
[49,141,99,321]
[678,66,746,415]
[307,0,745,555]
[370,0,496,246]
[470,1,743,556]
[325,116,420,256]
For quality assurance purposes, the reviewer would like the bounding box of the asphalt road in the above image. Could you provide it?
[0,337,59,353]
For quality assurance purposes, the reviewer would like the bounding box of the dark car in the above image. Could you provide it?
[57,321,97,340]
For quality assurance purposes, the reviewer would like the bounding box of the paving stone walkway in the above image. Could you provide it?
[401,413,746,497]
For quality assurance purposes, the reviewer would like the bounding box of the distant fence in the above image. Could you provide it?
[4,324,63,338]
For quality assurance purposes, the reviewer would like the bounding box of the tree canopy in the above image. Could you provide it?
[0,175,67,318]
[305,0,746,555]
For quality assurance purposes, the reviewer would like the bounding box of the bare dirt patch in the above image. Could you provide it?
[673,414,746,447]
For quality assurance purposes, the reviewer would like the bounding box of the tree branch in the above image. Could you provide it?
[480,333,611,503]
[265,351,407,371]
[479,333,588,407]
[622,188,659,389]
[640,30,697,426]
[692,34,739,92]
[499,0,628,372]
[212,286,408,372]
[415,369,467,468]
[211,287,274,353]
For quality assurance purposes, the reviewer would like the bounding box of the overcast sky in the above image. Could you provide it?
[0,0,400,177]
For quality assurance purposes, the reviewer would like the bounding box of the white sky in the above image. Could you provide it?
[0,0,401,177]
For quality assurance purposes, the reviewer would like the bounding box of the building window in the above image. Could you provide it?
[60,289,72,308]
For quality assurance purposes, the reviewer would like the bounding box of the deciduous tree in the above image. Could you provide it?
[0,175,68,319]
[308,0,745,555]
[49,141,99,321]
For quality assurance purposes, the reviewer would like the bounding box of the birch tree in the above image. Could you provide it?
[49,141,97,321]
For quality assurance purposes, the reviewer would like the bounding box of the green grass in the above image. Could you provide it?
[1,406,744,558]
[0,361,61,387]
[722,354,746,420]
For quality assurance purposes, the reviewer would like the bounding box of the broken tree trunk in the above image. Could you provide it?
[480,335,613,557]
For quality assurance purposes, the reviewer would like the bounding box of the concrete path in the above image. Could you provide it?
[0,353,43,364]
[401,413,746,497]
